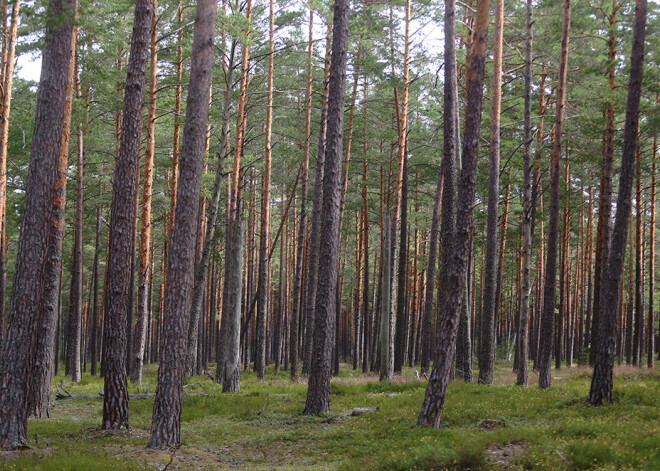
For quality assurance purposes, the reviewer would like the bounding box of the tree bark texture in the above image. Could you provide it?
[148,0,215,448]
[0,0,74,449]
[417,0,490,428]
[102,0,154,430]
[303,0,350,415]
[538,0,571,390]
[589,0,646,405]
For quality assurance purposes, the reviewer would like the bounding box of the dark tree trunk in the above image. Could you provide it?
[0,0,74,449]
[221,220,243,391]
[633,146,643,366]
[301,29,331,377]
[28,15,78,418]
[394,156,409,374]
[66,61,84,383]
[420,173,442,375]
[303,0,350,415]
[517,0,533,387]
[255,0,274,381]
[417,0,489,428]
[477,0,503,385]
[590,0,618,366]
[380,214,392,381]
[148,0,215,448]
[538,0,571,389]
[90,203,102,377]
[132,0,158,386]
[589,0,646,405]
[102,0,154,430]
[290,7,314,382]
[648,135,656,368]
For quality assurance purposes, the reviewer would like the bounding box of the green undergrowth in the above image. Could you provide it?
[0,363,658,469]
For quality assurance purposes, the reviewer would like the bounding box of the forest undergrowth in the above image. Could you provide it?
[1,362,658,470]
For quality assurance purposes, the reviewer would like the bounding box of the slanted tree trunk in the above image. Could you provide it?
[589,0,646,405]
[132,0,158,386]
[148,0,216,448]
[477,0,503,385]
[303,0,350,415]
[0,0,74,449]
[538,0,571,390]
[102,0,154,430]
[417,0,490,428]
[517,0,533,387]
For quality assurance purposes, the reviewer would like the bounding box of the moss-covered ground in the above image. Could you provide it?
[1,362,659,470]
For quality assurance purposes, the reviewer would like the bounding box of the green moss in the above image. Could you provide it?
[1,364,659,470]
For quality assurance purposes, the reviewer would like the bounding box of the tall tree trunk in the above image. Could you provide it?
[90,202,102,376]
[420,173,444,373]
[417,0,490,428]
[361,142,370,372]
[590,0,618,365]
[190,39,234,378]
[387,0,410,380]
[132,0,158,386]
[477,0,503,385]
[633,145,643,366]
[290,7,314,382]
[168,0,184,240]
[517,0,533,387]
[29,16,78,417]
[301,28,331,377]
[0,0,18,341]
[648,133,656,368]
[589,0,646,405]
[102,0,154,430]
[148,0,215,447]
[380,214,392,381]
[221,220,243,391]
[538,0,571,389]
[255,0,274,381]
[303,0,350,415]
[66,35,84,384]
[0,0,74,449]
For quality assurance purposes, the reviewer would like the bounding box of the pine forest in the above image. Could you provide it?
[0,0,659,468]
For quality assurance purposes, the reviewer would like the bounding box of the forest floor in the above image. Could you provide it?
[0,362,659,470]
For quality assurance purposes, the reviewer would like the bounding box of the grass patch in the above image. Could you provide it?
[0,363,658,469]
